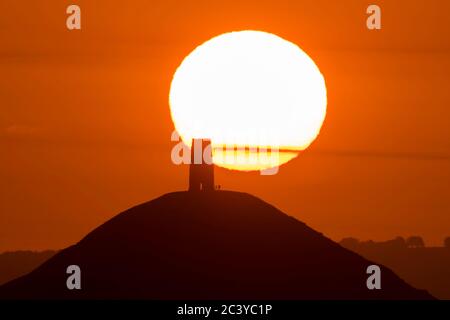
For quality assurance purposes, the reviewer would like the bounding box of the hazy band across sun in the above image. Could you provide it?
[169,30,327,171]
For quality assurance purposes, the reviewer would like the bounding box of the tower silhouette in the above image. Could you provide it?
[189,138,214,191]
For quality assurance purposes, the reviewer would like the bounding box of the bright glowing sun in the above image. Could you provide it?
[169,30,327,171]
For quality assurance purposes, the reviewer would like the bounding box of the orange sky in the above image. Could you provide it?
[1,0,450,251]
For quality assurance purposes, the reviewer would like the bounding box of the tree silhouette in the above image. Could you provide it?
[406,236,425,248]
[444,237,450,249]
[394,236,406,245]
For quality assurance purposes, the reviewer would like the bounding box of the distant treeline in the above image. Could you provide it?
[340,236,450,251]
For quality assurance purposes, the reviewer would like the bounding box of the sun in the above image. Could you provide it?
[169,30,327,171]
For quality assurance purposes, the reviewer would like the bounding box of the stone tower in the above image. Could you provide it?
[189,138,214,191]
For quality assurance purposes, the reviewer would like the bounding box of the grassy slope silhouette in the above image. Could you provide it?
[0,191,434,299]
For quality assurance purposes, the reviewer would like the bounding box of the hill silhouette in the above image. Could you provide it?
[0,191,434,299]
[0,251,56,286]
